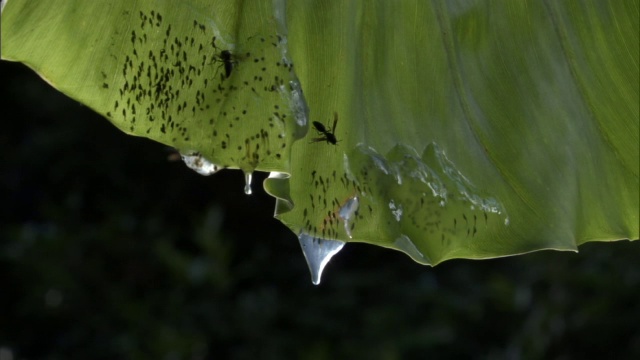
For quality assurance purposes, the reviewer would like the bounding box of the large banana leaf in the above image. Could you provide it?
[2,0,638,283]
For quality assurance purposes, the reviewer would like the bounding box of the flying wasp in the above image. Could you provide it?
[311,112,339,145]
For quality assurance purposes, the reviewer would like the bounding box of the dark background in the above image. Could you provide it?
[1,60,638,360]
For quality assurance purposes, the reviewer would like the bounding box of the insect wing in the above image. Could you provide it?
[331,112,338,133]
[310,136,328,143]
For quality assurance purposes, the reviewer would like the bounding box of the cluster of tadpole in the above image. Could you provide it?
[108,10,508,285]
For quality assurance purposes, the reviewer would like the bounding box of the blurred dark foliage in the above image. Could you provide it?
[1,60,638,360]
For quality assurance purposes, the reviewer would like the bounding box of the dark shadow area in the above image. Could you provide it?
[1,60,638,359]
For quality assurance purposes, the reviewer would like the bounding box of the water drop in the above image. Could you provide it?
[181,152,221,175]
[504,217,510,226]
[338,196,359,238]
[389,199,403,222]
[244,171,253,195]
[395,234,429,263]
[288,80,309,128]
[298,232,345,285]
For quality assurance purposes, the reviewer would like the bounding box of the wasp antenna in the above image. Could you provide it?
[332,112,338,133]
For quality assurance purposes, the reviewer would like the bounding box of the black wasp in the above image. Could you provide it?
[211,36,236,79]
[311,112,339,145]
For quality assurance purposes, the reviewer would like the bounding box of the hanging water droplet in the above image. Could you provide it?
[504,216,510,226]
[298,232,345,285]
[338,196,359,238]
[243,171,253,195]
[181,152,221,175]
[244,171,253,195]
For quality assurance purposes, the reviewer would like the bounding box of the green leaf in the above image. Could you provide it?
[2,0,307,179]
[2,0,638,275]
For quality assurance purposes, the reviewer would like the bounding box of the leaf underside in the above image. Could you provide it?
[2,0,638,265]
